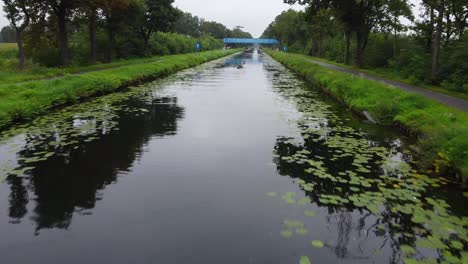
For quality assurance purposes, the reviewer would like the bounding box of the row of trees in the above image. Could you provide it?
[174,11,253,39]
[1,0,252,70]
[0,24,15,42]
[263,0,467,92]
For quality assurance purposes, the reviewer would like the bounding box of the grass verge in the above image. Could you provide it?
[297,54,468,101]
[0,49,240,130]
[266,49,468,180]
[0,43,17,51]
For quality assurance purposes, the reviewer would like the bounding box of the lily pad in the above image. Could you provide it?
[311,240,324,248]
[450,240,463,250]
[304,210,316,217]
[400,245,416,255]
[299,256,311,264]
[280,230,293,239]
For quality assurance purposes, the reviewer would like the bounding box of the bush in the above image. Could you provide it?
[440,35,468,93]
[149,32,223,56]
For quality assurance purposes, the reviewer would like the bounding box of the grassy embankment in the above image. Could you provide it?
[0,49,240,130]
[266,50,468,180]
[295,54,468,101]
[0,43,213,83]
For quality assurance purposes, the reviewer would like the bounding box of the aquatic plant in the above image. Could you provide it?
[266,49,468,179]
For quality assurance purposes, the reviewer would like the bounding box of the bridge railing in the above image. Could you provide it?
[223,38,280,45]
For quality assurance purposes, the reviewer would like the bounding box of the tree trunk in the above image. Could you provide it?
[317,39,322,57]
[393,16,398,59]
[355,30,363,67]
[142,31,150,56]
[143,38,149,55]
[57,13,69,66]
[427,7,435,50]
[88,9,97,64]
[431,6,444,80]
[344,30,351,64]
[106,28,115,63]
[16,29,25,71]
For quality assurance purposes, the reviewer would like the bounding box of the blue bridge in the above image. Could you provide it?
[223,38,280,45]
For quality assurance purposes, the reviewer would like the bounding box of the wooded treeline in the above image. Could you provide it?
[263,0,467,93]
[1,0,252,69]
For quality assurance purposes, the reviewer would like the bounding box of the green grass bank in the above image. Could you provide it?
[266,49,468,180]
[295,54,468,101]
[0,49,239,130]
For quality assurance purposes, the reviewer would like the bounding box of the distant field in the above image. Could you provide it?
[0,43,17,51]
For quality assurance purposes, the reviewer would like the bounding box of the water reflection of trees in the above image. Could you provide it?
[6,97,184,233]
[273,136,410,262]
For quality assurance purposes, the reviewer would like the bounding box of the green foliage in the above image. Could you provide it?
[0,26,16,43]
[0,43,18,67]
[262,9,307,47]
[263,5,467,96]
[440,35,468,93]
[266,50,468,178]
[0,49,239,130]
[1,0,249,68]
[149,32,223,56]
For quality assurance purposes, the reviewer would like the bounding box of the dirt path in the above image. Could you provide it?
[307,59,468,112]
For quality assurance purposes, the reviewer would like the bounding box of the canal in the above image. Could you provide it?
[0,50,466,263]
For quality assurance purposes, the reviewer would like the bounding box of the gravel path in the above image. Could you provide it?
[307,58,468,112]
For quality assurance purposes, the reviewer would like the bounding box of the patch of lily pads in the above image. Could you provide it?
[281,219,309,239]
[0,82,171,184]
[269,69,467,264]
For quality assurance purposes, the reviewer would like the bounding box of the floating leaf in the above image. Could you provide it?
[297,197,311,206]
[311,240,324,248]
[267,192,278,197]
[450,241,463,250]
[400,245,416,255]
[304,210,316,217]
[299,256,311,264]
[281,230,293,239]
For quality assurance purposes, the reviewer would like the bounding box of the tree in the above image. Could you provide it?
[0,25,17,42]
[383,0,414,59]
[306,8,338,56]
[137,0,178,54]
[174,10,201,37]
[79,0,105,64]
[228,26,253,38]
[285,0,412,67]
[261,9,308,53]
[46,0,79,66]
[101,0,133,62]
[2,0,33,70]
[201,20,228,39]
[429,0,445,80]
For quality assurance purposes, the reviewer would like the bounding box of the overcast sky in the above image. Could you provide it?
[0,0,422,38]
[174,0,303,37]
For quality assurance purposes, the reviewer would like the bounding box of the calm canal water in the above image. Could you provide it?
[0,50,466,264]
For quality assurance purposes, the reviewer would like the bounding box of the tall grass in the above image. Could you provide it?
[266,49,468,179]
[0,49,239,130]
